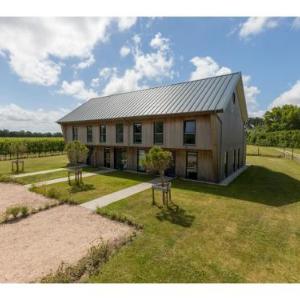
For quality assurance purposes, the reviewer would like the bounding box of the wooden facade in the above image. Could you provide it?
[61,89,246,183]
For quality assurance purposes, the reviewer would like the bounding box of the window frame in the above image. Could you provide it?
[133,123,142,144]
[72,126,78,141]
[86,126,93,143]
[153,121,164,145]
[185,151,198,180]
[99,124,106,143]
[183,120,196,145]
[115,123,124,144]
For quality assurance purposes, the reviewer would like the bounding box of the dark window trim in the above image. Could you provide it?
[72,126,78,141]
[183,120,196,145]
[116,123,124,144]
[99,124,106,143]
[224,151,229,177]
[87,126,93,143]
[185,151,198,179]
[133,123,142,144]
[153,121,164,145]
[137,149,146,172]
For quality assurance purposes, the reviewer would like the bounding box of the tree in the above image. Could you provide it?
[142,146,172,186]
[64,141,89,185]
[9,141,27,173]
[264,105,300,131]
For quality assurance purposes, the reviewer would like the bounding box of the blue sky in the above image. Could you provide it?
[0,17,299,132]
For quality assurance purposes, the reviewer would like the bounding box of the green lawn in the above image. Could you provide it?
[33,171,154,204]
[18,170,69,184]
[0,155,68,175]
[89,156,300,283]
[247,145,283,157]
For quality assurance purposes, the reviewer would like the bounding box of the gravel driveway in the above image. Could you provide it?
[0,205,134,282]
[0,183,56,214]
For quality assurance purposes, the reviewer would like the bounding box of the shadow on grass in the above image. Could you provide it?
[173,165,300,207]
[156,205,195,227]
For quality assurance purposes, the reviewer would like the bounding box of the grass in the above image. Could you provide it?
[18,170,68,184]
[0,154,68,176]
[246,145,283,157]
[88,156,300,283]
[32,171,154,204]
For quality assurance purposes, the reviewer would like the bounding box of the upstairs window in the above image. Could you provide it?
[154,121,163,144]
[183,120,196,145]
[116,123,124,143]
[87,126,93,143]
[72,127,78,141]
[133,123,142,144]
[99,125,106,143]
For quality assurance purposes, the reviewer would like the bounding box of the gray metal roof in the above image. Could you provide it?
[58,72,244,123]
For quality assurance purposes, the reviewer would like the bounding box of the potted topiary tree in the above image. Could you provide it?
[142,146,173,206]
[64,141,89,186]
[9,141,27,173]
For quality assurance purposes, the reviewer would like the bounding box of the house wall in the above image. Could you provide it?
[217,83,247,180]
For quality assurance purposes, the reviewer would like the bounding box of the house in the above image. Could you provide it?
[58,72,248,183]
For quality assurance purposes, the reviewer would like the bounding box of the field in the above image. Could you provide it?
[88,155,300,283]
[0,137,65,160]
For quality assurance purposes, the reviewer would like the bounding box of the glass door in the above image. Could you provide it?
[104,148,110,168]
[137,149,145,172]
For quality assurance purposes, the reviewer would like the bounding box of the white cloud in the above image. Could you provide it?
[292,17,300,29]
[239,17,279,38]
[90,78,100,88]
[0,104,67,132]
[120,46,131,57]
[150,32,170,51]
[190,56,231,81]
[117,17,137,31]
[102,33,174,96]
[189,56,261,116]
[270,81,300,108]
[73,55,95,70]
[0,17,137,86]
[58,80,98,101]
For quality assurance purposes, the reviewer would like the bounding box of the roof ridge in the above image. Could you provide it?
[89,72,241,101]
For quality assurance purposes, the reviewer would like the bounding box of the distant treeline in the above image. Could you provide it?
[247,105,300,148]
[0,129,62,137]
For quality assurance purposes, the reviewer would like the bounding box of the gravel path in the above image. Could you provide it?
[0,205,134,283]
[0,183,56,214]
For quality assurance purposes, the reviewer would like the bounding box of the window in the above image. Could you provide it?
[233,149,236,171]
[104,148,110,168]
[116,124,123,143]
[186,152,198,180]
[237,148,240,169]
[224,151,229,177]
[133,123,142,144]
[183,120,196,145]
[99,125,106,143]
[232,92,236,104]
[137,149,146,172]
[87,126,93,143]
[154,121,164,144]
[72,127,78,141]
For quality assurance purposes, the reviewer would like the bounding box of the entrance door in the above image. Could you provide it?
[104,148,110,168]
[165,150,176,177]
[114,148,127,170]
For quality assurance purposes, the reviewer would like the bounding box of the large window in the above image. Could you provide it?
[183,120,196,145]
[72,127,78,141]
[87,126,93,143]
[99,125,106,143]
[104,148,110,168]
[137,149,146,172]
[133,123,142,144]
[186,152,198,180]
[237,148,240,169]
[224,151,229,177]
[154,121,163,144]
[116,123,124,143]
[233,149,236,171]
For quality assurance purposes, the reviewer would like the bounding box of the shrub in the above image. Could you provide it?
[20,206,29,217]
[5,206,21,218]
[46,187,61,199]
[69,183,95,193]
[0,175,22,184]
